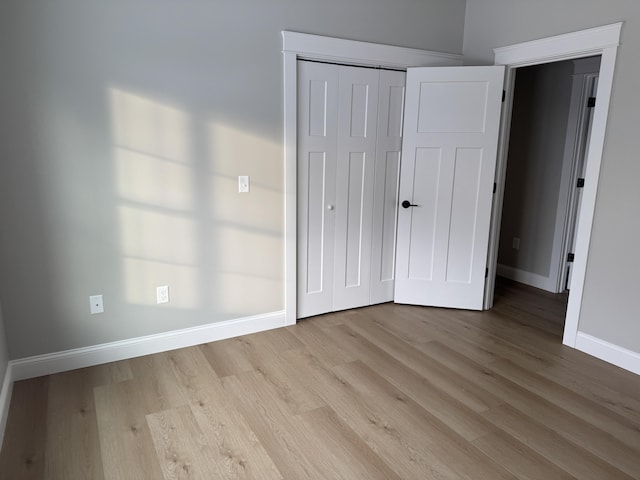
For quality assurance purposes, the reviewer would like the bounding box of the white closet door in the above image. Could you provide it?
[332,65,380,311]
[297,61,339,318]
[370,70,406,304]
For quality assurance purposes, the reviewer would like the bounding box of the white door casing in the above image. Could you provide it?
[394,66,505,310]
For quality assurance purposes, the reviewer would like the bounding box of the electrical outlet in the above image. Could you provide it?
[157,285,170,304]
[238,175,250,193]
[512,237,520,250]
[89,294,104,314]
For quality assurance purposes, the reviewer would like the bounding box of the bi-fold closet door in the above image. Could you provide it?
[297,60,406,319]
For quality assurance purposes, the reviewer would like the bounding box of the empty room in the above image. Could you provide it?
[0,1,638,478]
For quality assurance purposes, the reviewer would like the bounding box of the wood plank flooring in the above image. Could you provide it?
[1,278,639,479]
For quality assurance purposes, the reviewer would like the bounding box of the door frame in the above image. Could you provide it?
[483,23,623,348]
[557,71,599,293]
[281,31,462,324]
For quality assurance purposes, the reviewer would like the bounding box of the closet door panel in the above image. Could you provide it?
[343,152,367,288]
[333,66,380,311]
[371,70,406,304]
[297,61,339,318]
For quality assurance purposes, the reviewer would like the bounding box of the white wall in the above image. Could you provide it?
[464,0,640,353]
[0,0,466,359]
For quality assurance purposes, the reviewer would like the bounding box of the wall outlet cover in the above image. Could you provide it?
[89,294,104,314]
[157,285,170,304]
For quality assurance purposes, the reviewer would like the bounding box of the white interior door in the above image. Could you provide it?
[394,66,505,310]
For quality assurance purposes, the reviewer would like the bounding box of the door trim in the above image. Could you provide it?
[282,31,462,324]
[484,23,623,349]
[556,72,599,293]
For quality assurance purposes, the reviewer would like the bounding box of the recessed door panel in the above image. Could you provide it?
[407,147,441,281]
[417,81,489,133]
[305,152,328,294]
[386,86,405,137]
[344,153,366,288]
[446,148,483,283]
[379,152,400,282]
[309,80,329,137]
[349,84,371,138]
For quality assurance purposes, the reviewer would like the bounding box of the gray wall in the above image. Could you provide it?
[464,0,640,352]
[498,61,574,278]
[0,0,466,359]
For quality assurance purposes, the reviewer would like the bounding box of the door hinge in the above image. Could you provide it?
[567,253,575,263]
[577,178,585,188]
[493,182,497,194]
[502,90,506,102]
[588,97,596,108]
[485,267,489,278]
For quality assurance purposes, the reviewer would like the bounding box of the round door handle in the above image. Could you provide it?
[327,205,335,211]
[401,200,419,208]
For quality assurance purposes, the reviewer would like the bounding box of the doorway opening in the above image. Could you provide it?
[495,56,601,333]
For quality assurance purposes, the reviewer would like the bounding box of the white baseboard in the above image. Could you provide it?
[0,364,13,452]
[10,310,286,382]
[497,264,557,293]
[575,332,640,376]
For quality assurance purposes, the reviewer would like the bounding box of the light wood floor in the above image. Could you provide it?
[1,279,639,479]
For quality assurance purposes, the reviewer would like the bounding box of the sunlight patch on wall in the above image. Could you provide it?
[110,89,190,163]
[208,173,282,234]
[123,258,200,309]
[207,122,284,315]
[207,121,284,239]
[215,273,283,317]
[214,225,282,281]
[110,88,200,309]
[115,149,194,211]
[208,123,282,190]
[119,206,197,265]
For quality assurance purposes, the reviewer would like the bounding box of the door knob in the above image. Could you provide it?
[401,200,419,208]
[327,205,335,211]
